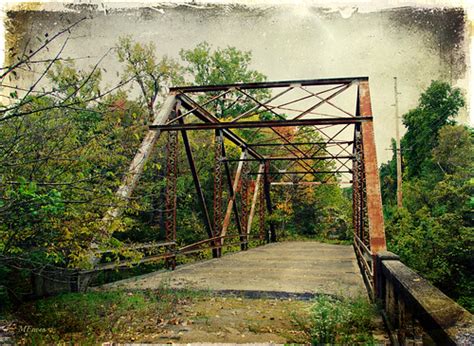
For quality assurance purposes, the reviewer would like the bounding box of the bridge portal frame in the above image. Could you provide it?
[101,76,387,295]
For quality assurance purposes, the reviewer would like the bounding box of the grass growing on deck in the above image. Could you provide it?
[293,295,377,345]
[14,287,203,344]
[11,289,379,344]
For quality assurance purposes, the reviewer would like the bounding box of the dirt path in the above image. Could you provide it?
[90,293,387,344]
[145,295,311,344]
[103,241,366,298]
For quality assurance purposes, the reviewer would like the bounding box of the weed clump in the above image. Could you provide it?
[293,295,376,345]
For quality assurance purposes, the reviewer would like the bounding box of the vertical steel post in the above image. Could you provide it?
[240,161,250,250]
[165,128,178,270]
[353,127,368,246]
[179,117,217,258]
[219,131,245,246]
[213,130,224,257]
[247,164,264,240]
[356,80,387,299]
[263,161,276,242]
[259,173,266,243]
[221,150,246,242]
[357,81,386,253]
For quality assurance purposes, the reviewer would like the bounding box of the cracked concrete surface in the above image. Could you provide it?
[103,241,367,298]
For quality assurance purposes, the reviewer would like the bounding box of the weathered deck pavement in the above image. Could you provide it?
[105,241,367,298]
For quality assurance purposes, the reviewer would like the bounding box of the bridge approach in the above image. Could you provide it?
[74,77,473,344]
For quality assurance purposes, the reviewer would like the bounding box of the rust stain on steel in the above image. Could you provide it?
[213,132,224,256]
[358,81,386,253]
[165,125,179,269]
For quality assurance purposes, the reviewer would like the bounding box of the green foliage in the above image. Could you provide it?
[432,125,473,177]
[0,60,147,269]
[402,80,464,178]
[381,80,472,311]
[180,42,270,119]
[1,35,353,304]
[180,41,265,88]
[15,288,202,344]
[293,295,376,345]
[29,291,148,333]
[275,174,352,240]
[387,174,473,311]
[117,36,183,119]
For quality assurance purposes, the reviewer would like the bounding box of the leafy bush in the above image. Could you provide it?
[294,295,376,345]
[380,81,473,311]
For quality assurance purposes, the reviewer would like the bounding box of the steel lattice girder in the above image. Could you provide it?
[103,77,386,258]
[160,78,386,250]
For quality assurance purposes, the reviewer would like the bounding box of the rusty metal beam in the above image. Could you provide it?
[236,84,349,121]
[293,82,354,120]
[223,155,354,162]
[263,162,276,242]
[177,94,264,161]
[299,85,355,117]
[231,86,294,122]
[102,95,176,226]
[179,118,215,245]
[358,81,386,253]
[250,170,352,175]
[271,181,352,186]
[150,117,370,131]
[164,128,178,270]
[291,124,352,182]
[248,141,354,147]
[170,76,368,92]
[213,131,224,257]
[240,160,251,250]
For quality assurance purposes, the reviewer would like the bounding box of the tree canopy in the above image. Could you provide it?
[0,36,352,303]
[380,81,473,312]
[401,80,464,178]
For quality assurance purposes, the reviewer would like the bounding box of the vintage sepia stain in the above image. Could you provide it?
[388,7,467,81]
[2,3,470,160]
[5,9,84,68]
[3,5,469,93]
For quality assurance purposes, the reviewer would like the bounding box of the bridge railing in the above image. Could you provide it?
[353,234,374,296]
[31,233,265,296]
[374,251,473,345]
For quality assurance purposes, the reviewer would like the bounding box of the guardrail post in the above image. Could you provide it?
[375,251,399,301]
[375,251,401,344]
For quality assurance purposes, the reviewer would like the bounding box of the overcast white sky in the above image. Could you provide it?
[1,0,473,163]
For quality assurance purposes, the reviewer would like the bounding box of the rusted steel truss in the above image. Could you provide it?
[213,131,224,257]
[105,77,386,297]
[164,128,178,269]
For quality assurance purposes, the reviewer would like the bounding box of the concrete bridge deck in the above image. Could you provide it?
[105,241,367,298]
